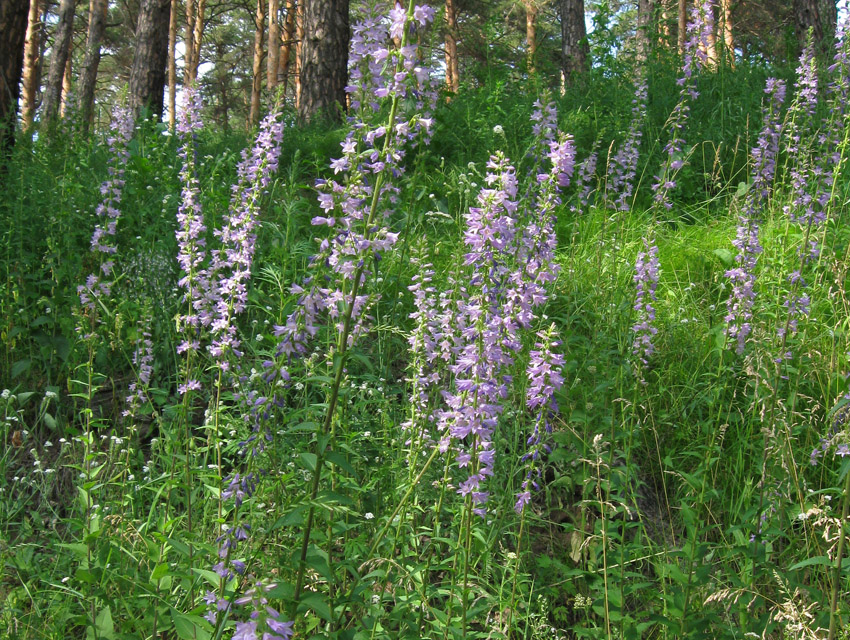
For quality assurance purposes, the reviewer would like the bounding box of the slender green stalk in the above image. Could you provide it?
[828,463,850,640]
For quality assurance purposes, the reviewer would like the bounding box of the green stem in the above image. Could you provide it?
[828,463,850,640]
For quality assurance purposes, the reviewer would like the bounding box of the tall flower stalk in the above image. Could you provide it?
[271,1,438,617]
[724,78,786,354]
[78,105,135,312]
[632,0,712,374]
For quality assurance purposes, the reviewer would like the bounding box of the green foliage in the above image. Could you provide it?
[3,39,850,640]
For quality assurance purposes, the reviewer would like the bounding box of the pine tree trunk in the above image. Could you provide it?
[21,0,40,132]
[184,0,195,83]
[191,0,206,77]
[560,0,588,82]
[720,0,734,66]
[636,0,653,63]
[42,0,75,123]
[0,0,29,157]
[821,0,837,46]
[268,0,280,90]
[445,0,460,94]
[279,0,296,95]
[677,0,686,53]
[705,3,718,66]
[60,54,72,117]
[298,0,348,123]
[129,0,171,121]
[249,0,266,128]
[523,0,537,74]
[167,0,177,129]
[794,0,824,51]
[78,0,107,130]
[294,0,303,108]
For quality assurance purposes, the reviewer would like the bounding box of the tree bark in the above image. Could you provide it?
[560,0,588,82]
[636,0,653,63]
[720,0,734,66]
[42,0,75,123]
[129,0,172,121]
[184,0,195,83]
[60,53,72,117]
[167,0,178,129]
[677,0,686,53]
[279,0,296,96]
[21,0,40,132]
[793,0,829,55]
[0,0,29,156]
[249,0,266,127]
[298,0,348,123]
[191,0,206,78]
[268,0,280,89]
[445,0,460,94]
[78,0,108,130]
[294,0,303,108]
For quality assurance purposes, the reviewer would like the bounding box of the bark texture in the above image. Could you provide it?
[793,0,825,52]
[677,0,686,53]
[191,0,206,78]
[279,0,296,95]
[294,0,303,107]
[1,0,30,155]
[636,0,653,63]
[445,0,460,94]
[560,0,588,81]
[129,0,172,120]
[720,0,734,66]
[268,0,280,89]
[298,0,348,123]
[21,0,41,131]
[42,0,75,122]
[167,0,178,129]
[78,0,108,128]
[184,0,195,83]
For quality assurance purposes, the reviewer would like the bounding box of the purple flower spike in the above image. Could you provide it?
[632,236,660,377]
[725,78,785,354]
[78,105,134,310]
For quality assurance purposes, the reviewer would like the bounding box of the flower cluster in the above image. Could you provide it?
[205,110,284,363]
[632,237,660,376]
[515,324,564,514]
[435,153,520,516]
[434,124,572,517]
[725,78,786,354]
[78,105,134,309]
[605,75,647,211]
[273,4,437,373]
[651,0,714,211]
[174,86,207,388]
[572,145,599,213]
[529,97,558,165]
[123,327,154,420]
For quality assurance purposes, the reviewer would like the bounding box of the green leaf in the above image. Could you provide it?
[712,248,733,267]
[58,543,90,560]
[300,452,318,471]
[325,451,358,477]
[299,592,333,622]
[12,359,32,379]
[171,609,212,640]
[192,568,224,589]
[150,562,170,581]
[94,605,115,640]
